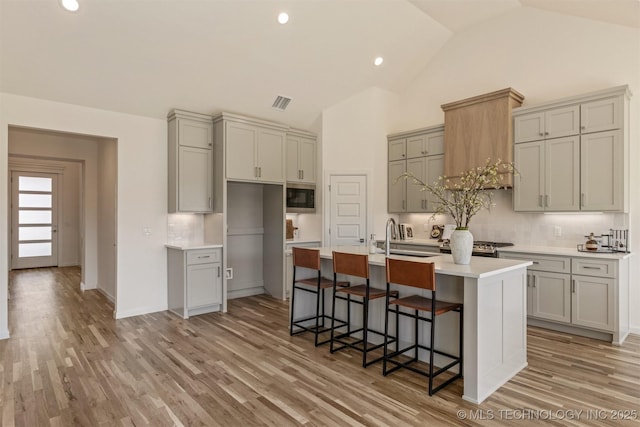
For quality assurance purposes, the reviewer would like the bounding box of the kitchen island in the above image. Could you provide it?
[290,246,532,404]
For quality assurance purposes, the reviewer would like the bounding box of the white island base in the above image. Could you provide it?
[289,247,532,404]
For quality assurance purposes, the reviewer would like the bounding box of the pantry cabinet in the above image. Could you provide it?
[286,129,316,184]
[513,85,630,213]
[167,109,214,213]
[221,114,287,183]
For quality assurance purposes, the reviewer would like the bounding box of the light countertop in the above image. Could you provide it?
[499,245,632,260]
[165,242,223,250]
[317,246,531,279]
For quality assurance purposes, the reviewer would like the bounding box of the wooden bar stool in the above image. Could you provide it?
[383,257,463,395]
[330,251,399,367]
[290,247,349,346]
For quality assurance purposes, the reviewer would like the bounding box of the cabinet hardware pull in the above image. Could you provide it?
[198,255,210,259]
[301,170,304,180]
[402,154,405,157]
[255,166,258,178]
[582,266,600,270]
[532,261,539,264]
[545,132,549,136]
[581,125,586,130]
[581,193,585,206]
[532,275,536,288]
[539,132,544,137]
[217,266,221,277]
[572,279,576,293]
[259,167,262,177]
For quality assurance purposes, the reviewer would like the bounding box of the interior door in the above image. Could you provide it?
[11,172,59,269]
[328,174,367,247]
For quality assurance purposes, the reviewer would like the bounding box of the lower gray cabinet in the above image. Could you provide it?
[168,246,222,318]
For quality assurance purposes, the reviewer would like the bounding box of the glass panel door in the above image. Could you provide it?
[11,172,59,269]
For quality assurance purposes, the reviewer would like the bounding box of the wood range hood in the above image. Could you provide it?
[441,88,524,187]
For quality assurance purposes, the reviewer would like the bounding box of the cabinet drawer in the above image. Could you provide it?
[572,258,616,278]
[187,249,221,265]
[501,252,570,273]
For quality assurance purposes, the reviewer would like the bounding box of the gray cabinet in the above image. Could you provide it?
[222,115,286,183]
[387,125,444,214]
[513,86,630,213]
[168,110,214,213]
[500,251,626,341]
[388,160,406,213]
[167,246,222,319]
[286,129,316,184]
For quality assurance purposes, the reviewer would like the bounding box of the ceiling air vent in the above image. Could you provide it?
[272,95,292,111]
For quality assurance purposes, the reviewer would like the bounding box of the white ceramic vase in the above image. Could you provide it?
[450,228,473,265]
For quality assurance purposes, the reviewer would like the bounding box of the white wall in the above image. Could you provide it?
[97,138,117,301]
[0,93,168,338]
[321,9,640,330]
[8,128,97,281]
[322,87,400,240]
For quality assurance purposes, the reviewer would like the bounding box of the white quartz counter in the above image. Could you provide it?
[498,245,632,260]
[165,242,223,250]
[318,246,532,279]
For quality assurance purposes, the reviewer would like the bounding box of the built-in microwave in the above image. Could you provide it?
[286,183,315,213]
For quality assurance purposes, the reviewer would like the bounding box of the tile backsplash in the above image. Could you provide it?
[400,190,628,248]
[167,213,205,245]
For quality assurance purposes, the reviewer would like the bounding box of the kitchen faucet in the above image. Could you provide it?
[385,218,396,257]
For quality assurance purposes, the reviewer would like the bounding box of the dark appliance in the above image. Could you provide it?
[439,241,514,258]
[286,183,315,213]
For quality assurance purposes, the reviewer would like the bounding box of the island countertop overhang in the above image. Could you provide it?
[316,246,532,279]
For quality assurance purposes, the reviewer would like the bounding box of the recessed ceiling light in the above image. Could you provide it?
[278,12,289,24]
[374,57,384,67]
[61,0,79,12]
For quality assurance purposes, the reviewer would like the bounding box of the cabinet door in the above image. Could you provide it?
[514,141,544,212]
[406,135,426,159]
[530,271,571,324]
[406,158,427,212]
[571,274,614,331]
[425,131,444,156]
[580,130,623,211]
[424,154,443,212]
[187,262,221,308]
[514,112,545,143]
[388,160,406,213]
[178,146,213,212]
[581,96,622,134]
[178,118,213,149]
[298,138,316,183]
[545,105,580,139]
[226,122,258,180]
[388,139,406,161]
[545,136,580,211]
[286,136,301,182]
[257,128,285,183]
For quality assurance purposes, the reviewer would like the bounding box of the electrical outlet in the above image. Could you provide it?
[554,226,562,237]
[225,268,233,279]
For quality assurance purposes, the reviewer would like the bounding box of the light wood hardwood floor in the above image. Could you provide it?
[1,266,639,426]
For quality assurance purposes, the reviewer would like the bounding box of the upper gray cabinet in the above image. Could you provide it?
[168,109,214,213]
[286,129,317,184]
[387,125,444,213]
[513,85,631,213]
[216,113,287,184]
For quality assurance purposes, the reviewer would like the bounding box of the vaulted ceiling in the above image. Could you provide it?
[1,0,638,128]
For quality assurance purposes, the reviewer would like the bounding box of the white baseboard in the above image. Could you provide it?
[114,304,168,319]
[227,287,265,300]
[0,330,10,340]
[97,287,115,303]
[80,281,97,291]
[630,326,640,336]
